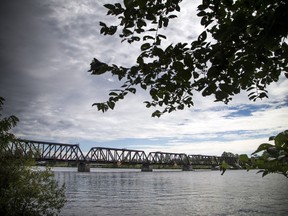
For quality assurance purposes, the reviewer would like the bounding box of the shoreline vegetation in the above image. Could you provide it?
[37,161,242,170]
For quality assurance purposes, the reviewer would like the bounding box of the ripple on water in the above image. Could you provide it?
[53,169,288,216]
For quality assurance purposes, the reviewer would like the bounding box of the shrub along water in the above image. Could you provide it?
[0,97,66,216]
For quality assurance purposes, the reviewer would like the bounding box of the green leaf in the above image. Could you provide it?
[252,143,274,154]
[153,47,164,56]
[220,161,229,175]
[115,3,122,8]
[168,15,178,19]
[146,13,155,21]
[109,26,117,35]
[143,35,154,41]
[104,4,115,10]
[152,110,162,118]
[127,88,136,94]
[99,22,107,27]
[148,28,157,31]
[269,136,276,141]
[137,19,147,28]
[177,104,184,110]
[150,88,158,100]
[198,31,207,42]
[109,92,118,96]
[197,4,208,10]
[158,34,167,39]
[163,17,169,27]
[261,170,269,177]
[123,28,133,36]
[202,83,217,96]
[124,0,134,8]
[239,154,249,163]
[141,43,151,51]
[179,70,192,81]
[274,130,288,148]
[107,101,115,109]
[197,11,206,17]
[259,92,268,99]
[131,36,140,42]
[144,101,151,108]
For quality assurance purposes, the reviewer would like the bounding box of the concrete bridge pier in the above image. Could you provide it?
[182,164,193,171]
[141,163,153,172]
[77,162,90,172]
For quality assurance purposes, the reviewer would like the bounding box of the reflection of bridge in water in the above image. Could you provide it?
[4,139,239,172]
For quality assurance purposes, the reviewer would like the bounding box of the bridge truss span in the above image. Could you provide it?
[147,152,190,165]
[5,139,86,162]
[4,139,241,171]
[85,147,148,164]
[188,155,221,165]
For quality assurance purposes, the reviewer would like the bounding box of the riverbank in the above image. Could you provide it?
[37,161,242,170]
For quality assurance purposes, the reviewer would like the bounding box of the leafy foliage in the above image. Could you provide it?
[239,130,288,178]
[0,97,66,216]
[219,151,240,175]
[221,151,238,158]
[89,0,288,117]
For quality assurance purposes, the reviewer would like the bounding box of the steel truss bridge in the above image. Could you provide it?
[2,139,239,171]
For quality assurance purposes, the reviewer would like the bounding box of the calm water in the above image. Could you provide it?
[53,168,288,216]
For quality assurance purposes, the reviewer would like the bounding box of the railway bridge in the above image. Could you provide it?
[2,139,239,172]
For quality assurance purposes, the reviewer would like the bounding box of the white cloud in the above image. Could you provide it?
[2,0,287,157]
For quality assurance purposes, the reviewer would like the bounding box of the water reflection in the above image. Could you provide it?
[53,168,288,216]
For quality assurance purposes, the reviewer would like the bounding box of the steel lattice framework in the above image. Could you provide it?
[147,152,190,165]
[85,147,147,164]
[188,155,221,165]
[2,139,239,166]
[3,139,85,162]
[188,155,239,166]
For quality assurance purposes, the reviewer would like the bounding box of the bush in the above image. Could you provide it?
[0,97,66,215]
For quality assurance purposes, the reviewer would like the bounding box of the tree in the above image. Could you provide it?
[221,151,237,158]
[88,1,288,177]
[219,151,240,175]
[0,97,66,216]
[89,0,288,117]
[240,130,288,178]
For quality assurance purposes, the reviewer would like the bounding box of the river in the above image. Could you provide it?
[52,167,288,216]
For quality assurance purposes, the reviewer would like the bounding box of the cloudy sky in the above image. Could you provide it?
[1,0,287,156]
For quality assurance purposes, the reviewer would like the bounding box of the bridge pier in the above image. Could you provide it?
[77,162,90,172]
[141,163,153,172]
[182,164,193,171]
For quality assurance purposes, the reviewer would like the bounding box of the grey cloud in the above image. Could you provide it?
[0,1,61,115]
[1,1,286,155]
